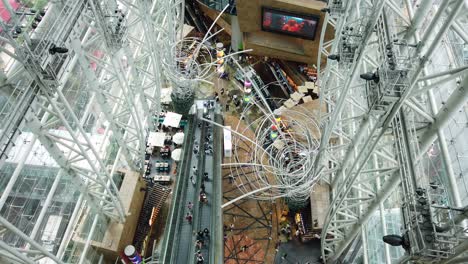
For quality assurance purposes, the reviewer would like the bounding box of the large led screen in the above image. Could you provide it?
[261,7,319,40]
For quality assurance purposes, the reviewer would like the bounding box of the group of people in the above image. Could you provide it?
[196,228,210,247]
[203,135,213,155]
[194,227,210,263]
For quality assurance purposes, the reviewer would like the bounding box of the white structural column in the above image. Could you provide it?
[373,154,391,264]
[0,0,168,262]
[417,75,468,157]
[70,38,138,170]
[0,137,37,210]
[55,194,84,260]
[404,0,465,209]
[230,15,242,51]
[133,0,163,131]
[88,0,147,164]
[314,0,386,174]
[0,216,64,263]
[57,0,167,262]
[317,0,468,262]
[0,240,36,264]
[27,170,63,244]
[25,114,119,220]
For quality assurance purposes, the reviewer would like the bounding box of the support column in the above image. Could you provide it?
[0,240,35,264]
[374,155,392,264]
[0,216,64,264]
[0,137,36,210]
[56,195,83,259]
[27,170,63,245]
[418,75,468,157]
[406,0,464,215]
[230,15,242,51]
[330,173,401,262]
[427,89,462,207]
[403,0,433,40]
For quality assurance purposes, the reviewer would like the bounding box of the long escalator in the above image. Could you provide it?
[160,102,219,264]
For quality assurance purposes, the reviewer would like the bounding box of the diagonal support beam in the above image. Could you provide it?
[417,74,468,157]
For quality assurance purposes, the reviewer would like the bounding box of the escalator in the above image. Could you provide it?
[196,0,237,15]
[185,1,208,33]
[266,61,294,97]
[234,65,279,110]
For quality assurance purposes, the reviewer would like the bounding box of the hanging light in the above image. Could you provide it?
[360,71,379,83]
[328,54,340,62]
[49,44,69,55]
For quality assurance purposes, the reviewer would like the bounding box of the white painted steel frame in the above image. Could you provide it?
[0,0,164,263]
[316,0,468,263]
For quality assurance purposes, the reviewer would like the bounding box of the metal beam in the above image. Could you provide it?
[417,75,468,158]
[0,240,35,264]
[25,114,119,220]
[0,216,64,264]
[319,0,468,262]
[329,173,401,262]
[315,0,387,175]
[440,240,468,264]
[70,38,138,171]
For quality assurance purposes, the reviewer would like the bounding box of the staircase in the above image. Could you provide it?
[300,202,315,241]
[133,184,171,251]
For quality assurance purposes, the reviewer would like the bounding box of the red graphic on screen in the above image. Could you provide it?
[262,8,318,39]
[282,19,302,32]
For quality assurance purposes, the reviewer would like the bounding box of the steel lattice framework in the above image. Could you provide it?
[0,0,170,262]
[0,0,467,263]
[316,0,468,263]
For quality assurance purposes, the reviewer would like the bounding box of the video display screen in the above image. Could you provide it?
[261,7,319,40]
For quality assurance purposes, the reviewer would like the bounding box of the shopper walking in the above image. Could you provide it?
[186,213,193,224]
[190,175,196,185]
[196,255,204,264]
[203,228,210,237]
[195,251,204,264]
[197,230,204,239]
[196,240,203,249]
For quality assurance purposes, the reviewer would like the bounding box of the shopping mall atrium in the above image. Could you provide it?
[0,0,467,263]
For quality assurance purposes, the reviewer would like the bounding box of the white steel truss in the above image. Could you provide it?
[316,0,468,263]
[0,0,164,262]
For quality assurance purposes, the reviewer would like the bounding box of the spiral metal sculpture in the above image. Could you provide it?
[151,2,248,117]
[226,90,321,202]
[152,1,321,202]
[161,37,216,87]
